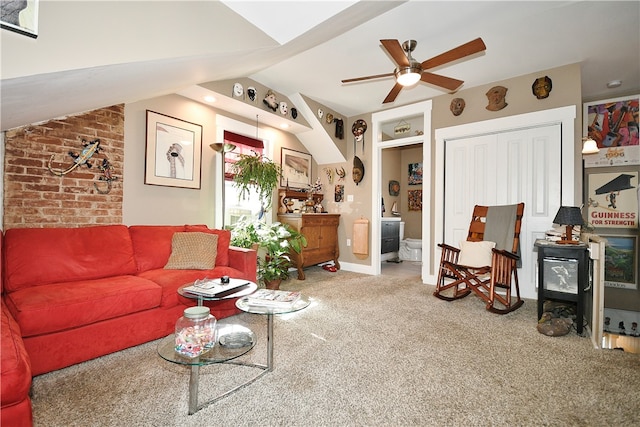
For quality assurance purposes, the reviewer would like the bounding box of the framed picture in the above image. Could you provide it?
[602,235,637,290]
[144,110,202,189]
[586,171,638,229]
[408,189,422,211]
[1,0,38,38]
[408,162,422,185]
[281,147,312,189]
[583,95,639,167]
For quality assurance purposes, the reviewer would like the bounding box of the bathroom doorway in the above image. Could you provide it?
[380,144,423,279]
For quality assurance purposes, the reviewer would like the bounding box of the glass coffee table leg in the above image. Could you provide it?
[266,313,274,371]
[188,364,200,415]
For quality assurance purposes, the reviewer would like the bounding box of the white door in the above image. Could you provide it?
[444,124,562,299]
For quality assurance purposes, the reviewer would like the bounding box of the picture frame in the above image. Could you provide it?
[583,94,639,167]
[408,189,422,211]
[586,171,638,229]
[281,147,312,189]
[1,0,38,38]
[602,235,637,290]
[144,110,202,189]
[408,162,423,185]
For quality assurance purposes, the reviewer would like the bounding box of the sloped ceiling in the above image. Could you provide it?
[1,1,638,135]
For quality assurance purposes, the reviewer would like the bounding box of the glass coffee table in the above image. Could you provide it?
[177,279,258,307]
[158,323,260,415]
[236,296,310,372]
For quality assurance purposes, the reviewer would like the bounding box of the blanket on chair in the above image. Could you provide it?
[485,204,521,266]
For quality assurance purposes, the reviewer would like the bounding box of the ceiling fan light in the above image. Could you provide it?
[395,66,421,86]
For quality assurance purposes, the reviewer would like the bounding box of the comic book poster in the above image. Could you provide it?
[587,172,638,229]
[583,95,639,167]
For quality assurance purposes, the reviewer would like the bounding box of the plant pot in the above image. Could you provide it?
[263,279,282,290]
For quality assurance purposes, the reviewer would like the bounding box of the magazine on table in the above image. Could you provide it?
[245,289,301,308]
[182,278,250,297]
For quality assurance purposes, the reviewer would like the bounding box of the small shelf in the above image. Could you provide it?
[278,189,323,214]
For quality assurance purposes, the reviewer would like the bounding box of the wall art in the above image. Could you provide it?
[145,110,202,189]
[408,162,422,185]
[408,190,422,211]
[602,235,637,290]
[281,147,312,189]
[1,0,38,38]
[587,171,638,229]
[584,95,640,167]
[389,180,400,196]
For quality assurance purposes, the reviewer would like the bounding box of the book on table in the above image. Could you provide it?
[245,289,301,308]
[182,278,250,298]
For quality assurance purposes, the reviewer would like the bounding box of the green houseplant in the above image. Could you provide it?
[231,217,306,289]
[230,150,281,211]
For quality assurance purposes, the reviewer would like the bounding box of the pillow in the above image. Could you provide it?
[457,240,496,268]
[185,226,231,266]
[164,232,219,270]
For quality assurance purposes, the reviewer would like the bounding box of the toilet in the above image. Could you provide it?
[398,221,422,262]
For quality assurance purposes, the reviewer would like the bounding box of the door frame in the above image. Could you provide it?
[432,105,577,284]
[371,100,433,280]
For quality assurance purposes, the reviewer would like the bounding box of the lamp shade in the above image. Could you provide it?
[582,137,599,154]
[553,206,584,226]
[395,66,422,86]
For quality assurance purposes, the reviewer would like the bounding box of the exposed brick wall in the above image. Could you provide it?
[3,105,124,229]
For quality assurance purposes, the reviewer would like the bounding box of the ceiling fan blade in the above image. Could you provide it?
[421,72,464,91]
[381,39,410,67]
[383,82,403,104]
[421,37,486,70]
[342,72,395,84]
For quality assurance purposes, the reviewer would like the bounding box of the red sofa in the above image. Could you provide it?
[1,224,256,426]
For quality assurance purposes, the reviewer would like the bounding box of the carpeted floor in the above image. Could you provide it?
[31,267,640,426]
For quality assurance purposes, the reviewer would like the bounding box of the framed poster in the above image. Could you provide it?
[408,189,422,211]
[281,148,311,189]
[602,235,637,290]
[408,162,422,185]
[0,0,38,38]
[583,95,639,167]
[144,110,202,189]
[587,171,638,229]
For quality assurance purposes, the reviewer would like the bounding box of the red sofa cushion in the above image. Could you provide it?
[185,225,231,266]
[4,225,137,293]
[129,225,186,272]
[1,301,32,413]
[4,275,162,337]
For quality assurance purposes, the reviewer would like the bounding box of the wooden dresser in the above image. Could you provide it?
[277,213,340,280]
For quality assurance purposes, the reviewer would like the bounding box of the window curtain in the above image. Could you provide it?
[223,131,264,181]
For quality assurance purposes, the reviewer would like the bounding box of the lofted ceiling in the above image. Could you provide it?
[1,1,638,133]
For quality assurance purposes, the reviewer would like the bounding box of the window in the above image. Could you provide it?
[222,131,265,227]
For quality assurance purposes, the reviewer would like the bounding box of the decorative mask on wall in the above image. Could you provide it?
[449,98,466,116]
[532,76,552,99]
[352,156,365,185]
[263,90,278,111]
[485,86,508,111]
[352,119,367,152]
[247,86,257,102]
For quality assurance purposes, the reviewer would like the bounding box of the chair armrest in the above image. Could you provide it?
[228,246,257,283]
[438,242,460,253]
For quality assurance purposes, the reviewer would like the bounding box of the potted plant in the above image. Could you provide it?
[230,150,281,211]
[231,217,306,289]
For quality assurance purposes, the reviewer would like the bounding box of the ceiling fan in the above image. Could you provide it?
[342,38,486,104]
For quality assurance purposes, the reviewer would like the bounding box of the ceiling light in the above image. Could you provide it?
[280,123,290,129]
[395,65,422,86]
[582,137,599,154]
[204,95,216,103]
[606,80,622,89]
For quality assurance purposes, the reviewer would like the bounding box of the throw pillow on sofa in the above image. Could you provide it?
[164,232,218,270]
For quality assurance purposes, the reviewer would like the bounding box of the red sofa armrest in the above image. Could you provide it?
[228,246,257,283]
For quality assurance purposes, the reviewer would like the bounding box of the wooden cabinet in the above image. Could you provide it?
[278,213,340,280]
[381,221,400,254]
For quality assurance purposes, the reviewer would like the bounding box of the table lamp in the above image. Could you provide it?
[553,206,584,244]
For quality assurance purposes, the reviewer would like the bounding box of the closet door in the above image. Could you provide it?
[444,124,562,299]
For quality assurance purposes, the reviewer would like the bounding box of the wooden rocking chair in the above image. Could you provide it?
[434,203,525,314]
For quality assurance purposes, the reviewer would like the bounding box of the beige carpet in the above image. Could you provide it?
[31,267,640,426]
